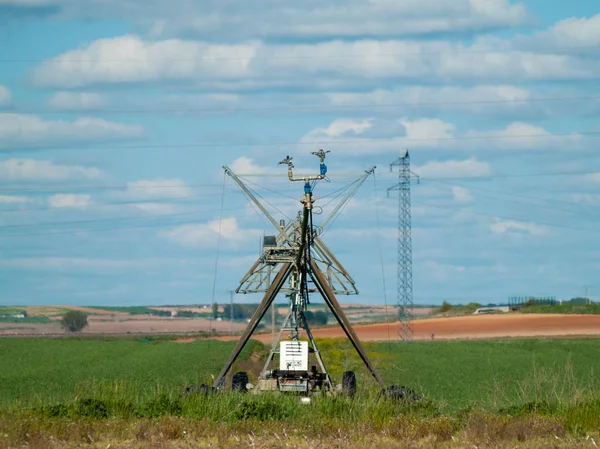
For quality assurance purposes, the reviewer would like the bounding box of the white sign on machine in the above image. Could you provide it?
[280,341,309,371]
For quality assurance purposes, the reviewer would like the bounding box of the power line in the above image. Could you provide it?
[0,193,221,214]
[425,179,600,218]
[1,168,599,198]
[5,130,600,153]
[0,206,242,230]
[6,94,600,115]
[413,199,599,235]
[0,208,261,239]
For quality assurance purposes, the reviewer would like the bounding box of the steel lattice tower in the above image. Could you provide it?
[388,151,417,342]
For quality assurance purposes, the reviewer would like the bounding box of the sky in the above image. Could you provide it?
[0,0,599,307]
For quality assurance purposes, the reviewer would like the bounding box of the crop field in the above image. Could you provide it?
[1,337,600,448]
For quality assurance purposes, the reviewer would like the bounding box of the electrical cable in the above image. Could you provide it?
[420,180,600,221]
[434,179,600,212]
[0,192,234,214]
[5,130,600,153]
[244,182,292,222]
[413,199,599,234]
[210,173,227,321]
[6,93,600,116]
[0,207,240,229]
[237,176,299,201]
[2,168,599,195]
[373,172,392,346]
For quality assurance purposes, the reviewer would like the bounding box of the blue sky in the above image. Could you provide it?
[0,0,599,307]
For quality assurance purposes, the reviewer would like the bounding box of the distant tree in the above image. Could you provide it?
[212,302,219,319]
[61,310,88,332]
[524,299,537,308]
[439,301,453,313]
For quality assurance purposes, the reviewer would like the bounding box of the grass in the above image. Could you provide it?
[0,338,259,408]
[1,336,600,447]
[520,303,600,314]
[0,316,52,324]
[88,305,170,316]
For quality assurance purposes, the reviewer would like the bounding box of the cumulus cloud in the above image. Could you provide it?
[165,217,261,247]
[48,91,107,110]
[0,158,103,181]
[229,157,278,175]
[48,193,92,208]
[125,178,192,198]
[0,195,31,204]
[4,0,530,39]
[490,219,549,236]
[451,186,473,203]
[299,117,584,155]
[522,13,600,53]
[0,85,12,108]
[414,158,492,178]
[30,35,597,90]
[0,113,143,149]
[326,85,542,116]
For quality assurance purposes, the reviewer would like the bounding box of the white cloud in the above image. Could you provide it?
[573,193,600,203]
[133,203,179,214]
[490,219,549,236]
[31,34,596,90]
[414,158,492,178]
[148,0,529,39]
[0,195,31,204]
[125,178,192,198]
[48,193,92,208]
[524,14,600,51]
[165,217,261,247]
[230,157,274,175]
[0,158,103,181]
[5,0,530,39]
[32,34,259,89]
[48,91,107,110]
[327,85,538,115]
[0,114,143,149]
[300,117,584,155]
[451,186,473,203]
[0,85,12,108]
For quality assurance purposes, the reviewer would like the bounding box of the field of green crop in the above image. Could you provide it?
[520,303,600,314]
[1,337,600,448]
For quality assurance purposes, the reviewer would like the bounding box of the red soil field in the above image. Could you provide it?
[213,313,600,343]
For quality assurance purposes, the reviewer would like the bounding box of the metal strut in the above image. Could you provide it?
[213,263,293,388]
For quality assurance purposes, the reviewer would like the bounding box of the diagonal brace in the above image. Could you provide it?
[213,263,293,389]
[309,260,386,389]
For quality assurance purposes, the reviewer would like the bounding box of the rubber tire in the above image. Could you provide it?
[232,371,249,392]
[378,385,420,403]
[342,371,357,397]
[184,383,215,397]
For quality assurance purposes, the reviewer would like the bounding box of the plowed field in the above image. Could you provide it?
[213,313,600,343]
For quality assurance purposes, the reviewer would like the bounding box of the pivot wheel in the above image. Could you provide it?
[342,371,357,397]
[232,371,248,392]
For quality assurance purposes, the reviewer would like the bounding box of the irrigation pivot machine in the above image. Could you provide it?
[213,150,396,398]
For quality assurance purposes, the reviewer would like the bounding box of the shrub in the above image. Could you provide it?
[142,394,182,418]
[235,399,290,421]
[60,310,88,332]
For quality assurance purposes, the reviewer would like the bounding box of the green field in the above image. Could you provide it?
[520,303,600,314]
[1,337,599,448]
[1,337,599,410]
[88,305,171,316]
[0,316,52,324]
